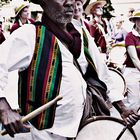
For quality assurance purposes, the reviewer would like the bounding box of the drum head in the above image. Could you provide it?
[108,68,127,96]
[76,116,137,140]
[109,46,126,65]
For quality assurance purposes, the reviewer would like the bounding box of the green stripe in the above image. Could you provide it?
[83,28,97,73]
[32,26,45,100]
[44,43,60,127]
[49,43,60,100]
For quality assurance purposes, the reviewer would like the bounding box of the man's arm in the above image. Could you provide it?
[127,45,140,71]
[0,25,36,137]
[87,33,140,126]
[0,97,24,137]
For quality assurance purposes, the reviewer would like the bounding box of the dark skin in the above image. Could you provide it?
[0,0,139,138]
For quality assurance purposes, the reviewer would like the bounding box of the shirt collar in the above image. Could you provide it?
[132,29,140,37]
[72,18,83,27]
[18,19,31,26]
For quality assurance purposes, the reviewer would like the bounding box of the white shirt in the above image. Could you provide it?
[0,24,86,137]
[0,23,124,137]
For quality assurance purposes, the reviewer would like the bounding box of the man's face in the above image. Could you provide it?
[74,1,83,20]
[41,0,75,25]
[91,4,103,16]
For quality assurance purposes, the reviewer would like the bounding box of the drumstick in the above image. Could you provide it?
[0,95,62,136]
[116,108,140,140]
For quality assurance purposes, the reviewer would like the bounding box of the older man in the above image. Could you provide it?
[0,0,139,140]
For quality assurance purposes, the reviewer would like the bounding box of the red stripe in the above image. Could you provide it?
[42,35,55,102]
[26,26,39,112]
[38,35,55,127]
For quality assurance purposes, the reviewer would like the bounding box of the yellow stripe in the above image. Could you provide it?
[112,44,125,48]
[15,4,27,14]
[134,13,140,17]
[136,46,140,48]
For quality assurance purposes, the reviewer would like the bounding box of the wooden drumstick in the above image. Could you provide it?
[0,95,62,136]
[116,108,140,140]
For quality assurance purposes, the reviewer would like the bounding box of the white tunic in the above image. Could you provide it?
[0,23,124,138]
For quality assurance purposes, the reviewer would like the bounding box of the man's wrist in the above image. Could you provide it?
[112,100,127,114]
[0,97,11,113]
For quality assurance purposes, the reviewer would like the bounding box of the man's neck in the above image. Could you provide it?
[57,22,67,32]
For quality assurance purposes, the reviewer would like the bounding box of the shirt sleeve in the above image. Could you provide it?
[125,32,135,47]
[0,24,36,100]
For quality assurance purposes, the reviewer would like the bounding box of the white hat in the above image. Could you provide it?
[15,3,29,17]
[129,10,140,22]
[85,0,106,15]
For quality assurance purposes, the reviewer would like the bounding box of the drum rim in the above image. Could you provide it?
[108,67,127,96]
[79,116,137,139]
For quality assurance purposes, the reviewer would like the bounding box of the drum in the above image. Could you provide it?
[108,67,127,96]
[108,45,127,65]
[76,116,137,140]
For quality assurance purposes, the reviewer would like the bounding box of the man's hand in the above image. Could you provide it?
[0,98,30,137]
[113,100,140,127]
[120,108,139,126]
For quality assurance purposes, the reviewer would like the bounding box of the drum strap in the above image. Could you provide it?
[73,58,110,130]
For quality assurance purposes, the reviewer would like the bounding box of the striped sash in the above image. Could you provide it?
[82,28,99,79]
[18,24,62,129]
[82,28,107,89]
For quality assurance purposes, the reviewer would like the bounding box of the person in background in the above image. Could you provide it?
[0,17,5,44]
[123,7,135,33]
[123,10,140,111]
[0,0,139,140]
[85,0,108,54]
[111,16,127,45]
[10,2,34,33]
[73,0,139,133]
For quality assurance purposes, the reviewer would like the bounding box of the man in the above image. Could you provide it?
[0,0,139,140]
[85,0,108,53]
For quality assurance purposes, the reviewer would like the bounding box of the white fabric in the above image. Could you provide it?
[123,67,140,110]
[72,19,124,102]
[47,39,86,137]
[5,70,19,109]
[0,126,67,140]
[0,24,36,102]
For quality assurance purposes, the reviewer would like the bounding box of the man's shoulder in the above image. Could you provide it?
[11,24,36,36]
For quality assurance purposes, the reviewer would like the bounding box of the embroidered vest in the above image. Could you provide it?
[18,23,62,129]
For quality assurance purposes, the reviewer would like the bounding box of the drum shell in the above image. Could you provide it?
[108,67,127,96]
[76,116,137,140]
